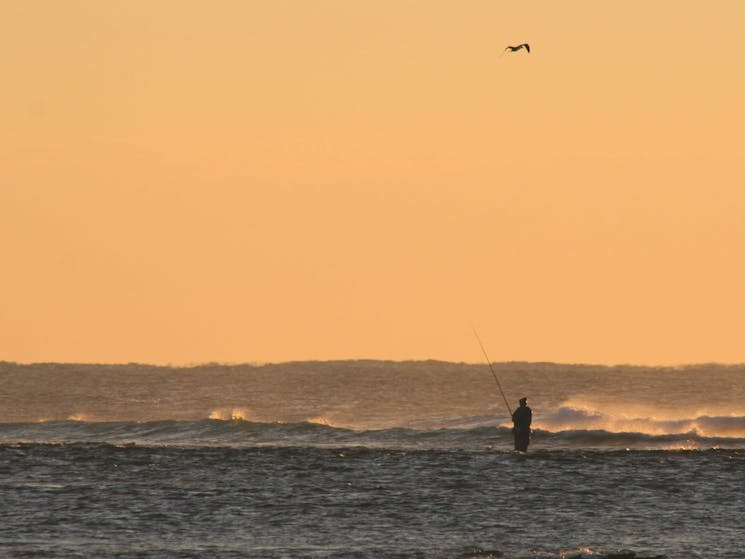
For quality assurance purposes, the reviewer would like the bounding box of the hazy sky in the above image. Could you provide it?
[3,1,745,365]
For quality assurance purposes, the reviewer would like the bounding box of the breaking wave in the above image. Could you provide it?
[537,402,745,439]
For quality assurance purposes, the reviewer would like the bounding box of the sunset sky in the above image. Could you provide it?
[3,1,745,365]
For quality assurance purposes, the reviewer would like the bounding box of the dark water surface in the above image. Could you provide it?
[3,443,744,559]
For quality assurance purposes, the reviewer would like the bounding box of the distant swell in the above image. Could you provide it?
[3,360,745,451]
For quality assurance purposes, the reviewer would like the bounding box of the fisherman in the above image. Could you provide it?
[512,397,532,452]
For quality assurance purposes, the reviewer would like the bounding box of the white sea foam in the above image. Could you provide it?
[208,407,253,421]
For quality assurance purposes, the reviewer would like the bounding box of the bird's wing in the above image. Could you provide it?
[523,43,530,53]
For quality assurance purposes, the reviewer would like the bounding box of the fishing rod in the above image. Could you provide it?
[472,328,513,418]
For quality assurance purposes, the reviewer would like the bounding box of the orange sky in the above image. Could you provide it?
[2,1,745,365]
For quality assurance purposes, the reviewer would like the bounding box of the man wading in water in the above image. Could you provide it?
[512,397,532,452]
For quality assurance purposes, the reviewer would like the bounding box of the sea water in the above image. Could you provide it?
[2,360,744,558]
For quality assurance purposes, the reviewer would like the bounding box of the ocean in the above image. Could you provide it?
[2,360,744,559]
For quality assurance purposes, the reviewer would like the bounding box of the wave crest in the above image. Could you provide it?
[2,418,745,450]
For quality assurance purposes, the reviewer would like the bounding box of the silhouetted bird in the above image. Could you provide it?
[504,43,530,53]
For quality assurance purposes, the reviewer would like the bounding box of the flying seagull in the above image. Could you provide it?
[504,43,530,53]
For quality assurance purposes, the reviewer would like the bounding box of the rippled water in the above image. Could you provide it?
[3,444,744,558]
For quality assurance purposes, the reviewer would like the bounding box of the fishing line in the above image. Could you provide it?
[473,328,513,417]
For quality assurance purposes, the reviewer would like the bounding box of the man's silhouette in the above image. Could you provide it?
[512,397,532,452]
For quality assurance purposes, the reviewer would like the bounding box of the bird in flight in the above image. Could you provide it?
[504,43,530,54]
